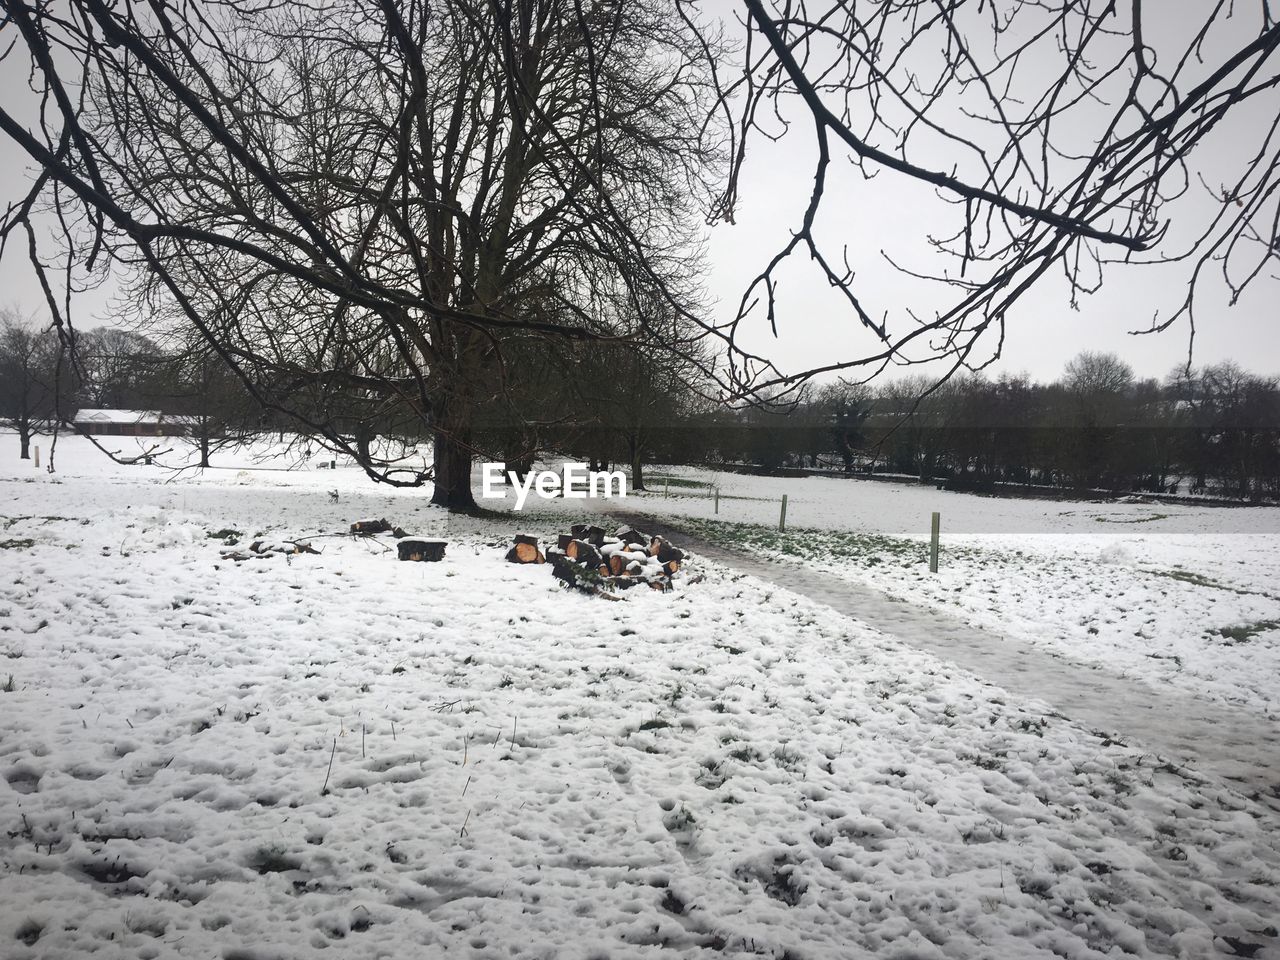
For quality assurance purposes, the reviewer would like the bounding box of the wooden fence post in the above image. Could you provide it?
[929,511,940,572]
[714,487,719,514]
[33,446,40,469]
[779,494,788,532]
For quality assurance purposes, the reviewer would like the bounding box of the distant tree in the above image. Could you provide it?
[0,310,59,460]
[157,344,260,468]
[1189,363,1280,500]
[75,328,166,411]
[1058,351,1136,489]
[813,380,872,472]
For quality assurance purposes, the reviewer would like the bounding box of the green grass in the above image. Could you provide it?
[645,475,711,490]
[0,538,35,550]
[678,516,980,570]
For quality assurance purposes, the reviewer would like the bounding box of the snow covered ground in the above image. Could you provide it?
[622,468,1280,718]
[3,436,1280,958]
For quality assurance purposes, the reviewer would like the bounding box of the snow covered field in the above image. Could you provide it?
[3,437,1280,959]
[625,468,1280,717]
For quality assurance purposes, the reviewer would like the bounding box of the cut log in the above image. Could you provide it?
[655,541,685,565]
[663,559,681,576]
[614,526,648,548]
[648,578,672,592]
[397,539,447,562]
[507,535,544,564]
[557,534,574,551]
[391,527,410,539]
[351,518,392,534]
[581,525,606,547]
[566,539,602,568]
[570,523,588,539]
[607,554,626,576]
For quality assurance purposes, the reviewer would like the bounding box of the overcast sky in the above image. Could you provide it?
[1,1,1277,386]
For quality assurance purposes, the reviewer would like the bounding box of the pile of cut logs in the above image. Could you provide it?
[506,523,686,595]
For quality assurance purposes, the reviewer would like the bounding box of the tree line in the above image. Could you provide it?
[4,308,1276,502]
[0,309,255,467]
[629,353,1280,503]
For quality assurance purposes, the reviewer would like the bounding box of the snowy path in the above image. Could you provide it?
[614,509,1280,816]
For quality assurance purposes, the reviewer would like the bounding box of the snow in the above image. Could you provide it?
[618,467,1280,717]
[2,436,1280,958]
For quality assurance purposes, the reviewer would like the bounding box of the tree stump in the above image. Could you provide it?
[351,518,392,534]
[397,539,447,562]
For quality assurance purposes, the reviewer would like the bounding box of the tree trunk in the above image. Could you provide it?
[199,430,210,468]
[355,425,373,465]
[628,434,645,491]
[18,422,30,460]
[431,417,478,512]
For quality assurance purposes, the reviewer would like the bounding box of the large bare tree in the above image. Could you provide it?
[0,0,717,508]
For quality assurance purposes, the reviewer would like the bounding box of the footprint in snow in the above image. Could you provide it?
[4,762,42,794]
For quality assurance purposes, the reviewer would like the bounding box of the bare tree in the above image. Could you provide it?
[695,0,1280,389]
[0,308,59,459]
[75,328,165,410]
[0,0,718,509]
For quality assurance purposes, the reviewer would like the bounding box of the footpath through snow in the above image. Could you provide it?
[612,509,1280,818]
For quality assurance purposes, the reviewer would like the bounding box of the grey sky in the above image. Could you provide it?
[1,1,1277,385]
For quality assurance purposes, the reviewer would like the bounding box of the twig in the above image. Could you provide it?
[361,724,366,759]
[462,774,472,796]
[459,809,471,838]
[510,716,518,749]
[320,737,336,795]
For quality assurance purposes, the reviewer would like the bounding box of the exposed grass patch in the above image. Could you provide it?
[0,538,35,550]
[1093,513,1169,524]
[678,516,978,571]
[646,475,710,490]
[1208,620,1280,644]
[1148,567,1275,599]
